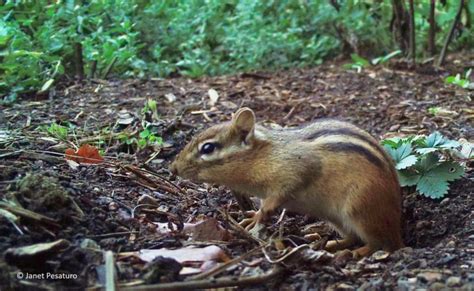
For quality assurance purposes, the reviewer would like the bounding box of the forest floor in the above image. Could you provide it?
[0,53,473,290]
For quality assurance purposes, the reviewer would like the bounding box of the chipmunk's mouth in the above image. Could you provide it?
[172,164,199,181]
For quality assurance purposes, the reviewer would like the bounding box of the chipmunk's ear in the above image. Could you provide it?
[232,107,255,142]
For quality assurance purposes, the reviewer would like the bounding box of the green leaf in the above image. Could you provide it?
[445,76,455,84]
[139,129,150,139]
[415,153,439,172]
[428,161,465,182]
[155,136,163,145]
[137,139,147,148]
[350,53,369,66]
[417,132,460,154]
[466,68,472,79]
[415,161,464,199]
[398,170,420,187]
[384,143,417,170]
[382,137,403,148]
[416,147,438,154]
[381,50,402,61]
[396,154,418,170]
[39,79,54,93]
[416,176,449,199]
[425,132,444,147]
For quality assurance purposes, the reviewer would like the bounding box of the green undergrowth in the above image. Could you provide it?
[382,132,471,199]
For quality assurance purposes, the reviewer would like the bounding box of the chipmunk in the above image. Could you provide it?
[170,108,403,257]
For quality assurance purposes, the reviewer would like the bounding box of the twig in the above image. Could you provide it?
[88,231,139,239]
[437,0,465,66]
[262,244,310,264]
[0,201,60,229]
[122,165,184,197]
[218,209,265,246]
[119,266,284,291]
[104,251,116,291]
[103,56,118,79]
[136,166,185,195]
[131,204,180,220]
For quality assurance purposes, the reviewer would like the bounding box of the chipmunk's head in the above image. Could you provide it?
[170,108,257,184]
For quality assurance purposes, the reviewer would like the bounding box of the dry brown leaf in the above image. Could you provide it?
[65,144,104,164]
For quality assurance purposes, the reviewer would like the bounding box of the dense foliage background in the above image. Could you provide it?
[1,0,472,102]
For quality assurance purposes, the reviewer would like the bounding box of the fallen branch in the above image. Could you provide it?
[122,165,184,197]
[0,201,60,229]
[119,266,284,291]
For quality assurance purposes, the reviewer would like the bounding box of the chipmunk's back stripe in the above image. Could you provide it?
[322,142,385,169]
[305,128,390,163]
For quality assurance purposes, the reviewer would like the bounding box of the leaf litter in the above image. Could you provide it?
[0,54,473,290]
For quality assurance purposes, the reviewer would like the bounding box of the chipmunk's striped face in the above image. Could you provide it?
[170,108,256,183]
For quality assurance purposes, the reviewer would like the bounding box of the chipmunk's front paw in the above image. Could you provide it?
[239,210,264,230]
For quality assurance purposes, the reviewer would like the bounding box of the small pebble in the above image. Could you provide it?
[446,276,461,287]
[336,283,354,290]
[416,220,430,230]
[417,271,442,283]
[446,240,456,248]
[440,198,450,205]
[429,282,445,291]
[108,202,118,211]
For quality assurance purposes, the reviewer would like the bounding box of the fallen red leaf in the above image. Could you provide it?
[65,144,103,164]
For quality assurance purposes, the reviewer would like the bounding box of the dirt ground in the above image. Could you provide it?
[0,54,473,290]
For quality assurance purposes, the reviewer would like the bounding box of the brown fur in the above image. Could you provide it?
[170,108,404,257]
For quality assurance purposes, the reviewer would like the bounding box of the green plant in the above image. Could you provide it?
[141,98,159,121]
[138,128,163,150]
[344,50,402,72]
[343,54,370,72]
[117,127,163,152]
[445,69,473,89]
[42,123,69,141]
[382,132,467,199]
[1,0,472,101]
[371,50,402,65]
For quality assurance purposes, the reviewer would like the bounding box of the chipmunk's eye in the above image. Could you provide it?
[200,142,216,155]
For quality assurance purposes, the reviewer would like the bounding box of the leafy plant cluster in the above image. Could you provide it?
[118,99,163,151]
[1,0,473,102]
[40,100,163,153]
[445,68,473,89]
[382,132,469,199]
[343,50,402,72]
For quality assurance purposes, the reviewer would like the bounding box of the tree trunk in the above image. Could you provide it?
[391,0,410,53]
[437,0,465,66]
[428,0,436,56]
[74,42,84,81]
[408,0,416,65]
